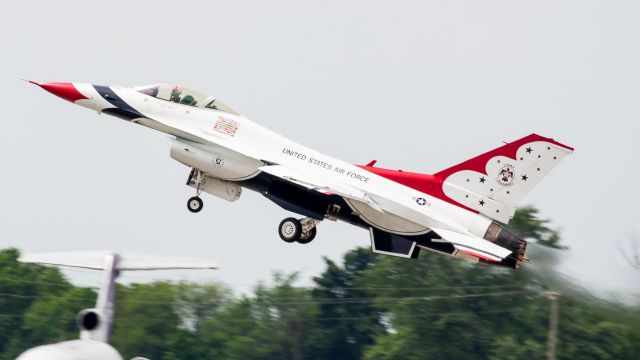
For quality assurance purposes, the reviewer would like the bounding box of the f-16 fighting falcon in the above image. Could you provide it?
[31,81,574,269]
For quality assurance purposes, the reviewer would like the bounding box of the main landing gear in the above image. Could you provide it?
[187,168,204,213]
[278,217,320,244]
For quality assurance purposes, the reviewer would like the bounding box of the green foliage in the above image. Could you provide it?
[508,206,566,249]
[309,248,382,360]
[0,248,87,360]
[22,287,96,343]
[359,252,541,360]
[1,207,639,359]
[489,336,545,360]
[111,282,182,359]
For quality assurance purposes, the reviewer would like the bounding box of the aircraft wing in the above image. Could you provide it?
[19,251,219,271]
[259,165,386,212]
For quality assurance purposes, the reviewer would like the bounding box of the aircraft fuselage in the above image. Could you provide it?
[32,81,574,268]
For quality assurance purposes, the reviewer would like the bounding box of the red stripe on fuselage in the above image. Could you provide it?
[357,165,478,214]
[357,133,573,215]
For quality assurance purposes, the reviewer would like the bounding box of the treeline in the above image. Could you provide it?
[1,207,639,359]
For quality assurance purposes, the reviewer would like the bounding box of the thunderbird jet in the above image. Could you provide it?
[31,81,574,268]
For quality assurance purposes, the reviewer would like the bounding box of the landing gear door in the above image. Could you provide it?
[369,228,420,259]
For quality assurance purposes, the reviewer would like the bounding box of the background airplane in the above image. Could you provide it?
[16,251,217,360]
[31,81,573,269]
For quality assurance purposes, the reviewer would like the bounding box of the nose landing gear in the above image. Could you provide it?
[187,168,204,213]
[278,217,320,244]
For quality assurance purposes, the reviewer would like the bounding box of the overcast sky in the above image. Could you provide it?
[1,1,638,297]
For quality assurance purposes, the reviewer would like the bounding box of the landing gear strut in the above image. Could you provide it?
[278,217,320,244]
[187,168,204,213]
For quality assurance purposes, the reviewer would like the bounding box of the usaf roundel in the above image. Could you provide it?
[496,164,515,186]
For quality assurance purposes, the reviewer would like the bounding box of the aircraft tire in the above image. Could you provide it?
[279,217,301,243]
[297,227,317,244]
[187,196,203,213]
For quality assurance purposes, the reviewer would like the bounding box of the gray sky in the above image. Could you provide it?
[1,1,638,297]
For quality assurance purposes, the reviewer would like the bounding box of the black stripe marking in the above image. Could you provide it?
[102,108,144,121]
[93,85,145,120]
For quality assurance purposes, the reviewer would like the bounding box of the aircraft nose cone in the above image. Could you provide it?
[30,81,88,103]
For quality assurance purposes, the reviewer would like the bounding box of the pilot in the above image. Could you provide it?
[170,86,182,103]
[180,95,198,106]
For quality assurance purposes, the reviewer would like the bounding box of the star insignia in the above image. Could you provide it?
[521,175,528,181]
[416,197,427,206]
[479,200,485,206]
[480,177,486,183]
[526,147,533,154]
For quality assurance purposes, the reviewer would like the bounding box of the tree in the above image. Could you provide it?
[360,251,544,360]
[1,205,639,360]
[194,272,320,360]
[489,336,545,360]
[0,248,80,360]
[620,234,640,270]
[111,282,182,360]
[360,206,573,359]
[309,248,382,360]
[247,272,316,360]
[507,206,566,249]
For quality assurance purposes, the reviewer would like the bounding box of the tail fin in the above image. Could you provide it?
[434,134,574,223]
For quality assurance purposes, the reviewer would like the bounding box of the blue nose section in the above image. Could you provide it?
[93,85,145,121]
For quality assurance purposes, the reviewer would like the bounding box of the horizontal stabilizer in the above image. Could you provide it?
[19,251,218,271]
[455,246,502,262]
[430,227,511,260]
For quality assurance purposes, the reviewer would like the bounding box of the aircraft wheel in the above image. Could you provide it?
[297,227,317,244]
[187,196,203,213]
[279,217,301,243]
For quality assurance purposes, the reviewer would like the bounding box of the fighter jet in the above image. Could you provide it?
[31,81,574,268]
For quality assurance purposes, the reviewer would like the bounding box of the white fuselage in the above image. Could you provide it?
[72,84,493,239]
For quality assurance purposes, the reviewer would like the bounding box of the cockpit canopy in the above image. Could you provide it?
[134,83,239,115]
